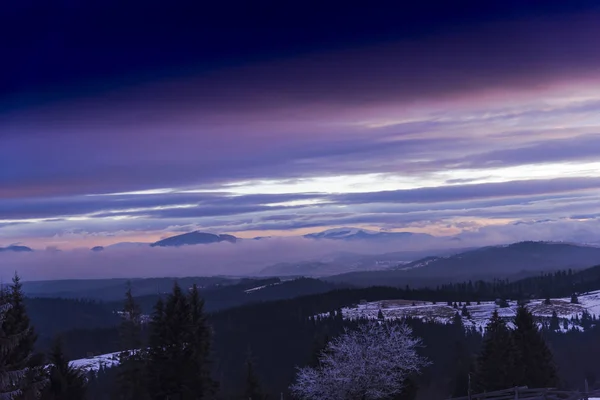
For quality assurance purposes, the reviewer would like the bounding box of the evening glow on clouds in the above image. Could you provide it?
[2,2,600,255]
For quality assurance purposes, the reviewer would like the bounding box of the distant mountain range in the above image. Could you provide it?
[303,227,432,241]
[95,227,437,250]
[326,241,600,287]
[0,245,32,253]
[150,231,238,247]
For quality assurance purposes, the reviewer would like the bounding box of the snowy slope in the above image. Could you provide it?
[333,290,600,331]
[69,351,121,372]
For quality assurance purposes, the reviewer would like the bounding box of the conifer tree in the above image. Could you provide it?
[475,310,518,392]
[461,305,470,318]
[571,293,579,304]
[2,274,45,398]
[308,333,329,368]
[450,340,474,398]
[115,282,147,400]
[377,309,384,320]
[186,284,217,397]
[146,283,217,400]
[150,285,190,399]
[452,312,463,330]
[549,311,560,331]
[243,349,264,400]
[512,306,558,388]
[146,298,167,400]
[0,297,30,399]
[41,337,87,400]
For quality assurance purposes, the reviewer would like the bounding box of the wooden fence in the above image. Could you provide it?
[449,385,600,400]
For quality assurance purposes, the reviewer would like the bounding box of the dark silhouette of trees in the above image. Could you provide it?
[41,337,87,400]
[475,310,517,391]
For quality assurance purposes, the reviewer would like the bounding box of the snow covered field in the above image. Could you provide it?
[69,351,121,372]
[336,290,600,331]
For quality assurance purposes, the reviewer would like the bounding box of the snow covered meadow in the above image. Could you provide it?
[69,351,121,372]
[332,290,600,332]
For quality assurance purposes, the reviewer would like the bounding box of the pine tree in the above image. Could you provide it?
[450,340,474,398]
[146,283,217,400]
[377,309,384,320]
[544,297,551,306]
[453,312,463,329]
[475,310,518,392]
[186,284,217,397]
[512,306,558,388]
[571,293,579,304]
[2,274,45,398]
[115,282,147,400]
[461,305,470,318]
[0,297,30,398]
[41,337,87,400]
[549,311,560,331]
[243,349,264,400]
[146,298,167,400]
[308,333,329,368]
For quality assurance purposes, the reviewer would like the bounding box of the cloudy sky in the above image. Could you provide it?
[3,0,600,250]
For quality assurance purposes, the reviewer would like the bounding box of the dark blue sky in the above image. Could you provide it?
[4,0,600,100]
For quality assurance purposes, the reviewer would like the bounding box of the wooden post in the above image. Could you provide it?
[468,373,472,400]
[514,386,518,400]
[584,378,589,400]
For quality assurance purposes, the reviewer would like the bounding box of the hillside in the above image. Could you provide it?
[103,277,344,314]
[328,241,600,287]
[22,276,233,301]
[336,291,600,332]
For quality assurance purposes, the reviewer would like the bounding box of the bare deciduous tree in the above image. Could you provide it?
[290,322,430,400]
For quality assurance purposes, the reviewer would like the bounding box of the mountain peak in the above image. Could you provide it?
[150,231,238,247]
[303,227,430,241]
[0,245,33,253]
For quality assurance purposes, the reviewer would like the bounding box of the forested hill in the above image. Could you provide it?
[29,263,600,356]
[23,262,600,398]
[327,241,600,287]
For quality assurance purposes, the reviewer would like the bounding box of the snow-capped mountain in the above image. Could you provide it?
[303,227,432,241]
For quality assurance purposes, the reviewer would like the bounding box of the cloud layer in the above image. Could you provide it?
[2,7,600,267]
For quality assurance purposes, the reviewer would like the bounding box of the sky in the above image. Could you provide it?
[3,0,600,256]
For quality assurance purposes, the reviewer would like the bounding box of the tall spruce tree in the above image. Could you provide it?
[0,297,30,398]
[243,349,264,400]
[475,310,518,392]
[115,282,147,400]
[146,283,217,400]
[41,337,87,400]
[187,284,217,397]
[549,311,560,331]
[2,274,45,399]
[146,298,167,400]
[512,306,558,388]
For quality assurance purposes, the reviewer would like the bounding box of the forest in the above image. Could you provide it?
[2,265,600,399]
